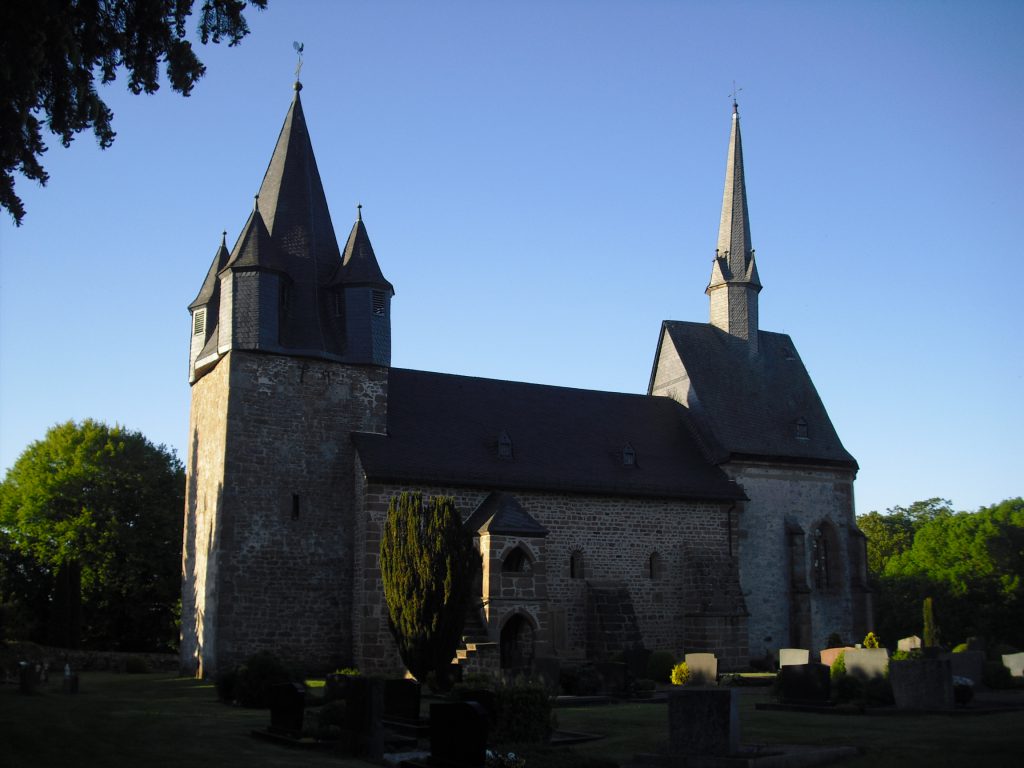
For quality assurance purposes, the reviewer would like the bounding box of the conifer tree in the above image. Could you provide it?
[380,492,479,685]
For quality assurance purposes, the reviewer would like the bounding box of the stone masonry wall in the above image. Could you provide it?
[353,483,748,675]
[726,461,863,660]
[184,351,387,678]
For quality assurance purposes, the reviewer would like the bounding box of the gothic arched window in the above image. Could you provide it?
[569,550,585,580]
[812,522,840,590]
[502,546,531,574]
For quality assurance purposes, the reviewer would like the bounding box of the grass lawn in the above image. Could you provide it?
[3,674,1024,767]
[557,689,1024,768]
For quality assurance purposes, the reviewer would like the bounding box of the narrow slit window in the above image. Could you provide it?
[372,290,386,316]
[623,443,636,466]
[498,430,513,459]
[569,550,585,580]
[291,494,300,520]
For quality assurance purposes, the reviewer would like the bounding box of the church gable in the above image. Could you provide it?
[651,321,856,467]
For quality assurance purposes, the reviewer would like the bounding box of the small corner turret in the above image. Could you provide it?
[706,100,762,354]
[186,85,394,383]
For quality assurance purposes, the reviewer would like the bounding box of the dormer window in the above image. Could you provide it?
[795,418,809,440]
[372,290,386,316]
[498,430,513,459]
[193,308,206,337]
[622,443,636,467]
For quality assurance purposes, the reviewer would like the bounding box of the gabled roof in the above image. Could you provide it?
[331,211,394,292]
[464,492,548,537]
[651,321,857,468]
[189,234,230,310]
[353,368,745,502]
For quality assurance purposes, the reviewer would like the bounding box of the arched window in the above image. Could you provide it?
[498,430,513,459]
[569,550,585,580]
[502,546,531,574]
[647,551,663,580]
[812,522,840,589]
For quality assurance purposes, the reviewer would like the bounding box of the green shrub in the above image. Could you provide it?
[891,649,923,662]
[829,651,846,679]
[646,650,676,683]
[983,660,1014,689]
[493,682,552,744]
[862,632,880,649]
[124,655,149,674]
[233,650,291,708]
[333,667,360,676]
[670,661,690,686]
[952,643,969,653]
[834,673,863,702]
[864,676,894,705]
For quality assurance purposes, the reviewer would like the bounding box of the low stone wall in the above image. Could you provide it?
[0,642,179,674]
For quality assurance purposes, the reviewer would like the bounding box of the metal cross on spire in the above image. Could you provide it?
[293,41,305,82]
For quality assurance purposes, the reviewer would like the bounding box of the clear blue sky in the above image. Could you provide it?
[1,0,1021,516]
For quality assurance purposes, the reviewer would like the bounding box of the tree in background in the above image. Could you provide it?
[860,498,1024,648]
[0,420,184,651]
[0,0,268,225]
[380,492,479,687]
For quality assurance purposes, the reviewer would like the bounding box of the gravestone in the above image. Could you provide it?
[819,647,851,668]
[596,661,628,694]
[18,662,34,695]
[777,663,830,704]
[667,688,738,757]
[844,648,889,682]
[623,648,651,680]
[268,682,306,737]
[684,653,717,686]
[384,679,421,722]
[890,658,953,711]
[1002,652,1024,677]
[897,635,922,653]
[61,664,79,694]
[325,672,357,703]
[948,651,985,686]
[344,676,384,759]
[430,701,487,768]
[531,656,561,692]
[778,648,809,668]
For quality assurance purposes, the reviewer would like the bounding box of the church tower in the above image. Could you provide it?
[180,82,392,678]
[706,101,761,355]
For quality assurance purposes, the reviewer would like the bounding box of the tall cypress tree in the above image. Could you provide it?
[380,492,479,685]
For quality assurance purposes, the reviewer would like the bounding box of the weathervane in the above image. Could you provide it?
[730,81,742,110]
[293,41,305,82]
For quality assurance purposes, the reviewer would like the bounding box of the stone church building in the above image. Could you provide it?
[180,82,870,679]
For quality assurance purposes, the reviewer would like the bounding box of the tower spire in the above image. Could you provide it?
[706,100,762,353]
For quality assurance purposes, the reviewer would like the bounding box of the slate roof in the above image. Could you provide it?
[224,203,289,273]
[331,212,394,292]
[189,235,230,310]
[464,492,549,537]
[353,368,745,502]
[652,321,857,468]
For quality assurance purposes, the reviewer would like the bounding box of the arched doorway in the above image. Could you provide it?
[500,613,535,673]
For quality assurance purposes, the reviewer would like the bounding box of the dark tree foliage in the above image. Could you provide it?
[0,0,268,225]
[0,420,185,651]
[380,492,480,686]
[859,498,1024,648]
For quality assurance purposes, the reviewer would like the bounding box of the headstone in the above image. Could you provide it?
[819,647,851,668]
[778,648,809,668]
[948,651,985,687]
[667,688,738,757]
[777,663,830,704]
[430,701,488,768]
[325,672,357,703]
[1002,652,1024,678]
[596,661,628,694]
[844,648,889,682]
[384,679,421,722]
[890,658,953,711]
[530,656,561,692]
[268,682,306,737]
[18,662,34,695]
[344,676,384,759]
[623,648,651,680]
[684,653,717,686]
[455,688,496,725]
[897,635,922,653]
[62,663,79,694]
